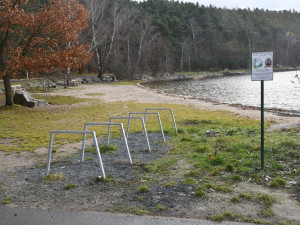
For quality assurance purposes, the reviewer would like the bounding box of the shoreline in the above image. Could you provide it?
[138,82,300,118]
[139,70,300,118]
[49,82,300,125]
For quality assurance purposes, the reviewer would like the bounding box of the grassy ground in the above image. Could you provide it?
[0,85,299,224]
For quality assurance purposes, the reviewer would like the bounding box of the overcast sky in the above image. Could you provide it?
[136,0,300,12]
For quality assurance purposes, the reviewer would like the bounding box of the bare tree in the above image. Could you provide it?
[137,16,152,67]
[84,0,107,79]
[84,0,124,79]
[189,19,202,69]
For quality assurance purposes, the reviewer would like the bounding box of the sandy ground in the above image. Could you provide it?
[50,83,300,125]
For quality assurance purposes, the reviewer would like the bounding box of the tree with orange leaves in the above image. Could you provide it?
[0,0,92,106]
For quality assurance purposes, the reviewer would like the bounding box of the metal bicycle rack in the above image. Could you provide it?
[81,122,132,165]
[46,130,106,179]
[127,112,165,142]
[145,108,177,133]
[108,117,151,152]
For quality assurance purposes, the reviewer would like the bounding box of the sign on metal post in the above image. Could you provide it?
[251,52,273,170]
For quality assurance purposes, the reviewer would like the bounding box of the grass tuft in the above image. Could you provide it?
[138,185,150,193]
[1,196,12,204]
[269,177,286,188]
[64,184,78,190]
[42,173,64,183]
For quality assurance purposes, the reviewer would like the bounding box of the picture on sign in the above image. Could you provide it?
[252,52,273,81]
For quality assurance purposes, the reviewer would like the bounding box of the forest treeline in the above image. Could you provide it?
[81,0,300,79]
[15,0,300,80]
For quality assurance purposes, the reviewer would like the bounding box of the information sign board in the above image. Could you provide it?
[252,52,273,81]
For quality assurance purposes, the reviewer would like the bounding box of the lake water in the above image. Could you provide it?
[145,71,300,112]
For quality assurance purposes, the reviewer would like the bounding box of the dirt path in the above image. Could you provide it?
[49,83,300,125]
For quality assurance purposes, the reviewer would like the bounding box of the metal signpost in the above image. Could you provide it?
[252,52,273,170]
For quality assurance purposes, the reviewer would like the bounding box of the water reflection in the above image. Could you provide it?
[145,71,300,112]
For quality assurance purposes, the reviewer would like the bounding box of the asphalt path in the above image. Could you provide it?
[0,206,253,225]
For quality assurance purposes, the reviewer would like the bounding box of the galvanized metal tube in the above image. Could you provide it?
[145,108,177,133]
[120,123,132,165]
[83,123,132,165]
[92,131,106,179]
[106,118,113,146]
[129,112,165,141]
[81,124,88,162]
[126,115,132,138]
[46,132,54,176]
[141,117,151,152]
[156,113,165,142]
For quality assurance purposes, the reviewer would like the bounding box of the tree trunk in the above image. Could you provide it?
[3,74,13,106]
[98,69,103,80]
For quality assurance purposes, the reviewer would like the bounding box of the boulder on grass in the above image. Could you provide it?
[13,90,48,107]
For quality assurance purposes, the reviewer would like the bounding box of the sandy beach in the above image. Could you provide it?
[51,82,300,125]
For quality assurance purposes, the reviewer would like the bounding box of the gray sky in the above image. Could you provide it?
[136,0,300,12]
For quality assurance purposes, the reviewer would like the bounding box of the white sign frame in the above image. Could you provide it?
[252,52,273,81]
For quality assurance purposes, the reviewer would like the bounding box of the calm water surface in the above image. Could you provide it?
[145,71,300,112]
